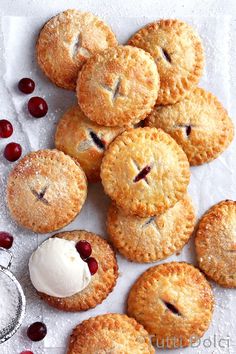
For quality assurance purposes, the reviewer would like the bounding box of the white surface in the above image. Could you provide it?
[0,1,236,354]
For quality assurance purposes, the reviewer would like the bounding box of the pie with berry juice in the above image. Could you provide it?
[77,45,159,127]
[7,149,87,233]
[128,19,204,105]
[127,262,214,348]
[107,194,195,263]
[36,9,117,90]
[195,200,236,287]
[67,313,154,353]
[29,230,118,311]
[55,105,125,182]
[101,127,190,217]
[146,87,234,165]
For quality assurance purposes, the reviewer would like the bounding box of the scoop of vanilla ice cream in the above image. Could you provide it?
[29,237,91,298]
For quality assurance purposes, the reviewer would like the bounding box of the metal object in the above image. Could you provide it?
[0,247,26,343]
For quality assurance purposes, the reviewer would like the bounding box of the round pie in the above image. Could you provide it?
[128,19,204,105]
[146,87,234,165]
[107,195,195,263]
[67,313,154,353]
[36,9,117,90]
[7,149,87,233]
[39,230,118,311]
[55,105,125,182]
[195,200,236,288]
[127,262,214,348]
[101,127,190,217]
[77,45,159,126]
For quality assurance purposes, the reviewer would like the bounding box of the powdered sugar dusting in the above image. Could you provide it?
[0,9,236,354]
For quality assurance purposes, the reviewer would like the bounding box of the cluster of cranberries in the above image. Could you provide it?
[18,78,48,118]
[0,119,22,162]
[0,78,48,163]
[76,240,98,275]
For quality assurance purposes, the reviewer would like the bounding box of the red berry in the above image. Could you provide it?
[0,120,13,138]
[27,322,47,342]
[28,97,48,118]
[0,232,14,249]
[86,257,98,275]
[18,78,35,94]
[4,142,22,162]
[76,240,92,259]
[20,351,34,354]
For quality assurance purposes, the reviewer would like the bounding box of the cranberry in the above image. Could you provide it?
[20,351,34,354]
[4,142,22,162]
[86,257,98,275]
[0,120,13,138]
[76,240,92,259]
[28,97,48,118]
[18,78,35,94]
[0,232,14,249]
[27,322,47,342]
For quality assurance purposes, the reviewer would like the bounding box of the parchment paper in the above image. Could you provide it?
[0,14,236,354]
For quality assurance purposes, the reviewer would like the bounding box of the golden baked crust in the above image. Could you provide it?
[128,19,204,105]
[67,313,154,354]
[146,87,234,165]
[107,195,195,263]
[39,231,118,311]
[55,105,125,182]
[77,45,159,126]
[101,127,190,217]
[127,262,214,348]
[36,9,117,90]
[195,200,236,288]
[7,149,87,233]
